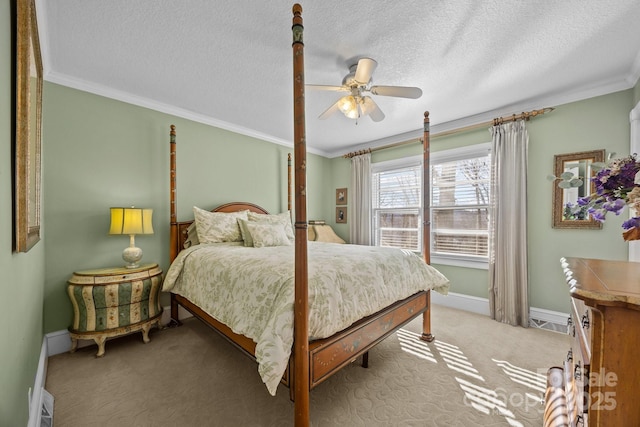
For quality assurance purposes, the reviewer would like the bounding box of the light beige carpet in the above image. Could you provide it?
[45,304,569,426]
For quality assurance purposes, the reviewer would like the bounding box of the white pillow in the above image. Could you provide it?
[245,222,292,248]
[247,211,295,241]
[193,206,248,243]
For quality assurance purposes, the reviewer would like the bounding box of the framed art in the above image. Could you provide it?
[336,188,347,205]
[14,0,43,252]
[336,207,347,224]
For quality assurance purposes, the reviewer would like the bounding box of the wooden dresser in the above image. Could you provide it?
[549,257,640,426]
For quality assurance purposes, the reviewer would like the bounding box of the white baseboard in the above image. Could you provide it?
[27,337,48,427]
[431,291,569,326]
[46,305,192,357]
[46,329,73,356]
[431,291,490,316]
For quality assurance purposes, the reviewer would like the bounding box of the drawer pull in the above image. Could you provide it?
[571,325,576,338]
[567,316,573,327]
[581,312,590,329]
[566,349,573,363]
[574,362,582,381]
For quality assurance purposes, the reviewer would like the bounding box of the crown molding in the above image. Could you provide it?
[43,72,334,157]
[43,65,634,160]
[325,75,636,158]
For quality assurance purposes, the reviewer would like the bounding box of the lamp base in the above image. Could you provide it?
[122,246,143,269]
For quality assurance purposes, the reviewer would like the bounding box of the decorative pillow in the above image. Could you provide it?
[312,225,346,244]
[307,226,316,241]
[183,222,200,248]
[245,222,292,248]
[193,206,248,243]
[247,211,295,241]
[237,219,255,247]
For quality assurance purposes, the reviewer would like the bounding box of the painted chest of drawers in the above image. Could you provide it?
[67,263,163,357]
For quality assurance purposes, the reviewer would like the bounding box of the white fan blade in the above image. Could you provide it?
[306,84,350,92]
[369,85,422,99]
[354,58,378,85]
[361,97,385,122]
[318,99,341,120]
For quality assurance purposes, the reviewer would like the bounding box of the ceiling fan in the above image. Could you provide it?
[307,57,422,122]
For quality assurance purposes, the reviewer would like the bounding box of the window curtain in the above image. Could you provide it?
[488,120,529,327]
[350,153,372,245]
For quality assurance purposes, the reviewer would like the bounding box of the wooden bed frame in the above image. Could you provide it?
[168,5,433,426]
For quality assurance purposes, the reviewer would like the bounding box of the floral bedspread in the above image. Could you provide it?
[162,241,449,395]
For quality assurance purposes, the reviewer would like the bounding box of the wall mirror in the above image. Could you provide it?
[552,149,605,229]
[14,0,43,252]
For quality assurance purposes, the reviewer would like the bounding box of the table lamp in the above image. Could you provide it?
[109,207,154,268]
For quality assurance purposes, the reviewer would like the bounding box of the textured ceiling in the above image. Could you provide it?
[37,1,640,157]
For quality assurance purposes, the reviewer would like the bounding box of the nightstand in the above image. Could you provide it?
[67,263,163,357]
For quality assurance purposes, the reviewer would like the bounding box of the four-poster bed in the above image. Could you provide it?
[163,5,446,426]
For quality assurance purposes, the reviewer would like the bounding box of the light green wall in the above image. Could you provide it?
[0,1,46,425]
[324,156,351,239]
[42,82,333,334]
[329,90,635,313]
[528,91,633,311]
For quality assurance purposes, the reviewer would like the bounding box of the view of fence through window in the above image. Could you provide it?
[431,155,490,259]
[372,164,422,251]
[372,152,491,259]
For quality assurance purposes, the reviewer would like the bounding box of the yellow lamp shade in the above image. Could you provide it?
[109,207,154,235]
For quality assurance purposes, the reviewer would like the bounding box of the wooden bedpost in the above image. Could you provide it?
[292,4,310,426]
[169,124,178,263]
[288,153,292,216]
[168,124,182,326]
[420,111,435,342]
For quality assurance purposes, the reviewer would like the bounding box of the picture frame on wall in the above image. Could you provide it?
[336,188,347,205]
[336,207,347,224]
[14,0,43,252]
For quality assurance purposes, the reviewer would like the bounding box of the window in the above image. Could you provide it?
[372,157,422,252]
[431,143,491,267]
[370,144,491,268]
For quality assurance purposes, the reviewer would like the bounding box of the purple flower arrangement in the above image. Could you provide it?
[577,154,640,240]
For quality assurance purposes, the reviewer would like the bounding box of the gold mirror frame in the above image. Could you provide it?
[552,150,605,229]
[14,0,42,252]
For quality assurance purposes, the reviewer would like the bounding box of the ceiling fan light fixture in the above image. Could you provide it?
[344,106,359,119]
[360,96,373,115]
[338,95,359,119]
[310,57,417,122]
[338,95,356,113]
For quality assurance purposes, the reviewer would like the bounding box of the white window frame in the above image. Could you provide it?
[371,155,423,252]
[430,143,491,269]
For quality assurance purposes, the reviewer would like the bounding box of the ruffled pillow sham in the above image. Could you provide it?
[193,206,248,244]
[247,211,295,241]
[244,222,292,248]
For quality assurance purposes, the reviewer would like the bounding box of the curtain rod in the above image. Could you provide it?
[342,107,554,158]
